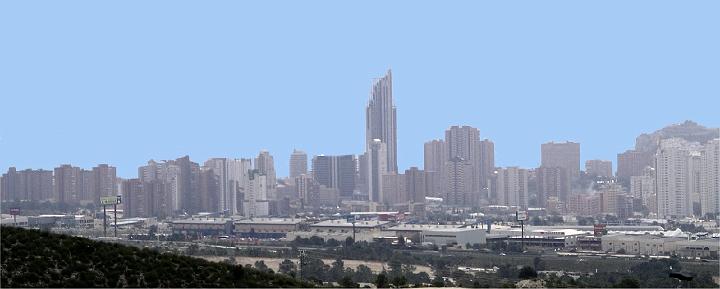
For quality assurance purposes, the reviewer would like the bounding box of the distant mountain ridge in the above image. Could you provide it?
[635,120,719,152]
[0,226,310,288]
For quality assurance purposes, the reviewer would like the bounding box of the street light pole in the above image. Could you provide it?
[114,204,117,238]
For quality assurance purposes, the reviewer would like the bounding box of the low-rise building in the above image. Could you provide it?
[422,227,486,247]
[169,218,234,237]
[387,223,464,242]
[601,234,719,258]
[234,218,304,239]
[287,219,391,242]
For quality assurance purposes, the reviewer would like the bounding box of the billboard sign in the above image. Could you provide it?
[100,196,122,205]
[9,208,20,215]
[516,210,528,222]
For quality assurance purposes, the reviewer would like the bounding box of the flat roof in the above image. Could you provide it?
[350,211,400,215]
[235,218,303,225]
[388,224,464,231]
[424,227,485,233]
[170,218,232,224]
[311,219,389,228]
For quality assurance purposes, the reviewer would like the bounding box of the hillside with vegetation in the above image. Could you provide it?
[0,226,310,288]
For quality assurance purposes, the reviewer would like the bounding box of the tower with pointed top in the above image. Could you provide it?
[366,69,397,174]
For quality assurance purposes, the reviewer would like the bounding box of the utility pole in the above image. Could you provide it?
[103,204,107,237]
[113,203,118,238]
[298,249,306,281]
[520,219,525,252]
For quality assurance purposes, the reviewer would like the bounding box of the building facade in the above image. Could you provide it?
[541,141,581,182]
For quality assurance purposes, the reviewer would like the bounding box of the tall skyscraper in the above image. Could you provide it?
[585,160,612,178]
[367,139,388,203]
[445,125,481,192]
[366,69,397,173]
[699,139,719,217]
[311,154,357,199]
[445,156,475,206]
[495,167,529,209]
[446,126,480,161]
[541,141,581,182]
[477,139,495,193]
[655,138,696,218]
[174,155,201,214]
[289,149,308,178]
[255,150,277,199]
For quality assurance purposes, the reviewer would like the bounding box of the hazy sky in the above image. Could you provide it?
[1,1,718,178]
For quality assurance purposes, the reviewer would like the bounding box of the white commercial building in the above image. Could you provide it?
[422,227,487,247]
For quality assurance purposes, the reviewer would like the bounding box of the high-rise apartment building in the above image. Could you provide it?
[243,169,269,217]
[366,69,397,173]
[174,156,201,214]
[382,173,406,205]
[541,141,580,182]
[1,168,53,202]
[617,150,654,183]
[699,139,719,217]
[289,149,308,178]
[446,126,480,162]
[138,159,181,213]
[445,156,475,206]
[585,160,612,178]
[405,167,426,203]
[122,178,149,218]
[255,150,277,200]
[495,167,529,209]
[424,139,447,197]
[311,154,357,199]
[536,166,570,208]
[203,158,249,215]
[54,164,82,204]
[477,139,495,192]
[656,138,696,218]
[294,174,312,208]
[92,164,117,201]
[424,140,447,175]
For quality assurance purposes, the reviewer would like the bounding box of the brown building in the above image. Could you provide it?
[616,149,653,183]
[54,165,82,204]
[541,141,580,182]
[585,159,613,178]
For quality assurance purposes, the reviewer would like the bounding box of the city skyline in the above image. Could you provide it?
[2,1,719,178]
[2,2,719,288]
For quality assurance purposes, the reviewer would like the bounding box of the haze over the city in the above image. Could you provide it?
[1,1,719,178]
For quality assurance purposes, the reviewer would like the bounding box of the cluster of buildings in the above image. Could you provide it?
[164,215,719,259]
[1,70,718,222]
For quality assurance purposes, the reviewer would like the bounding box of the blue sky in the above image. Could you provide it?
[1,1,718,178]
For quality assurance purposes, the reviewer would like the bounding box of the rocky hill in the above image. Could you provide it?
[635,120,718,152]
